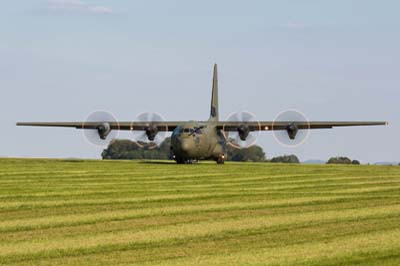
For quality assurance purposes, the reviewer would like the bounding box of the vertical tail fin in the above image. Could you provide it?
[210,63,219,121]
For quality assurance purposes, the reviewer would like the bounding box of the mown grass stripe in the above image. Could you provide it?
[149,229,400,266]
[1,177,398,201]
[2,202,399,246]
[2,212,400,265]
[0,195,371,231]
[0,203,399,258]
[2,194,397,224]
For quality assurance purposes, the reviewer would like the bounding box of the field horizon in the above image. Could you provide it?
[0,158,399,265]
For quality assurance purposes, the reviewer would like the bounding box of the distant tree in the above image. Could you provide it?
[102,138,172,160]
[270,155,300,164]
[226,145,266,162]
[327,157,352,164]
[352,160,361,165]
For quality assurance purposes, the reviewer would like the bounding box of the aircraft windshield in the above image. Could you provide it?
[172,126,182,135]
[183,128,194,133]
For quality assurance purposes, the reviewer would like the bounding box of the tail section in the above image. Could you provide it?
[210,64,219,121]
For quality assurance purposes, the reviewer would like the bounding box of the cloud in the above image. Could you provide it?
[47,0,114,14]
[88,6,113,14]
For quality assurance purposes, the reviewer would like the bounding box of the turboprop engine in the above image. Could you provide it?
[237,124,250,141]
[96,123,111,140]
[286,123,298,140]
[145,125,158,141]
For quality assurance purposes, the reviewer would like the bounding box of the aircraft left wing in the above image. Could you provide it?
[218,121,388,131]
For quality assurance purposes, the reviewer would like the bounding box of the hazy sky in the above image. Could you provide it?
[1,0,399,163]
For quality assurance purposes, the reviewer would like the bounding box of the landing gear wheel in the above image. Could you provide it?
[175,158,195,164]
[175,158,185,164]
[216,155,225,164]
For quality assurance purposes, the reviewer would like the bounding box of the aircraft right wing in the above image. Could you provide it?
[16,121,181,131]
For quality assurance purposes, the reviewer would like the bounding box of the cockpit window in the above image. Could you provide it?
[173,126,182,135]
[175,126,204,135]
[183,128,193,133]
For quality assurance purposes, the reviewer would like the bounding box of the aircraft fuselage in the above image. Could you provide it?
[170,121,225,163]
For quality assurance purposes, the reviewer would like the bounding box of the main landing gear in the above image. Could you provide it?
[216,154,225,164]
[175,157,198,164]
[173,155,225,164]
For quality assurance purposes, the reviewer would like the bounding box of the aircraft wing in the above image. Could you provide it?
[218,121,388,131]
[16,122,181,131]
[17,121,388,131]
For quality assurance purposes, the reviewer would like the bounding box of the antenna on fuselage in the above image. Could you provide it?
[209,63,219,121]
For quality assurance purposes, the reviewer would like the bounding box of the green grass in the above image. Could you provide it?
[0,158,399,265]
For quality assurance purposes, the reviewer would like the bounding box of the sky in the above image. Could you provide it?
[0,0,399,163]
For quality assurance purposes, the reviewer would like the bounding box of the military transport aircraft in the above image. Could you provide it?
[17,64,387,164]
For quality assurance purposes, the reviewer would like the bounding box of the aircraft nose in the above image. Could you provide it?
[180,139,190,152]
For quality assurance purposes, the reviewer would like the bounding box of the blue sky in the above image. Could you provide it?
[1,0,399,163]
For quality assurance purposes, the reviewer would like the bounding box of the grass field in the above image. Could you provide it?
[0,158,399,265]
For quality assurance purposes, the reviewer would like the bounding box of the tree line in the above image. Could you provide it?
[101,137,267,162]
[102,138,365,164]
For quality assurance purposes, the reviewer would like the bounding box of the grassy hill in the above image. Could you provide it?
[0,158,399,265]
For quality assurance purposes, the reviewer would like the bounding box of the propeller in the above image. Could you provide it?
[131,112,167,149]
[272,109,310,148]
[223,111,261,149]
[82,110,119,148]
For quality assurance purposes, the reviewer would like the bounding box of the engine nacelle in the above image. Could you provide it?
[237,125,250,141]
[286,123,298,140]
[145,125,159,141]
[96,123,111,140]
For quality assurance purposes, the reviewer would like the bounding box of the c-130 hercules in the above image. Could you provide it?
[18,64,387,164]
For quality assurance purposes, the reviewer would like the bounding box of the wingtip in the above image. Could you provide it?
[16,122,32,127]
